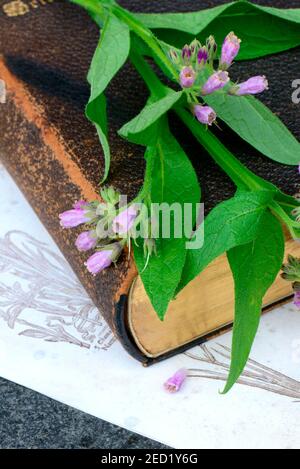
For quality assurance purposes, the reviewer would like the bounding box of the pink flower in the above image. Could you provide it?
[112,205,138,236]
[164,369,188,393]
[180,66,196,89]
[294,291,300,308]
[194,105,216,126]
[201,71,229,95]
[232,76,269,96]
[85,244,123,275]
[85,250,113,275]
[220,32,241,70]
[59,209,89,228]
[73,200,88,210]
[75,231,97,252]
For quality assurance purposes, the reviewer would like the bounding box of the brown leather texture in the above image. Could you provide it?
[0,0,299,364]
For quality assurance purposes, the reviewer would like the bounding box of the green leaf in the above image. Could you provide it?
[86,15,130,182]
[204,91,300,166]
[134,119,200,320]
[177,191,274,294]
[119,89,183,145]
[224,211,285,393]
[137,0,300,60]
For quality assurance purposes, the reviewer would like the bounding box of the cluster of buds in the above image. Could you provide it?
[169,32,269,127]
[281,255,300,308]
[59,187,154,276]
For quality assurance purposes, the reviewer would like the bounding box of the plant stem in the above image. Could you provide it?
[111,3,178,81]
[175,106,273,192]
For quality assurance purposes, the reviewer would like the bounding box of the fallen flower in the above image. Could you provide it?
[164,368,188,393]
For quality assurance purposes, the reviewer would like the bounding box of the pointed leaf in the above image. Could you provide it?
[86,15,130,181]
[224,211,285,393]
[138,1,300,60]
[119,89,183,145]
[134,118,200,320]
[204,91,300,166]
[178,191,274,293]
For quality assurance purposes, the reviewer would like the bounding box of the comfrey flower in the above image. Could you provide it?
[169,32,268,128]
[164,369,188,393]
[59,187,155,277]
[220,32,241,70]
[193,104,216,126]
[75,231,97,252]
[59,207,90,228]
[180,66,196,89]
[112,205,138,236]
[73,200,88,210]
[85,243,123,275]
[230,76,269,96]
[202,71,229,95]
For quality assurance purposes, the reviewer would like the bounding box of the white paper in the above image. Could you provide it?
[1,163,300,449]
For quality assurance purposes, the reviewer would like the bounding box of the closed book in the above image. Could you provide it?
[0,0,299,364]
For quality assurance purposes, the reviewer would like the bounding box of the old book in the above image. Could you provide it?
[0,0,299,364]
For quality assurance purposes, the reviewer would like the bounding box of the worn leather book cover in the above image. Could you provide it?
[0,0,299,364]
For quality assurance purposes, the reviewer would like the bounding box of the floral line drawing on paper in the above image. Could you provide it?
[185,344,300,400]
[0,230,116,350]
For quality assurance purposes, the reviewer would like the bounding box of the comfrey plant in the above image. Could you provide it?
[60,187,156,274]
[169,32,268,126]
[65,0,300,393]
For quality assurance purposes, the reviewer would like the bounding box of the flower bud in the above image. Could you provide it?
[220,32,241,70]
[75,231,97,252]
[201,71,229,95]
[206,35,217,62]
[230,76,269,96]
[193,105,217,126]
[143,238,157,258]
[281,255,300,282]
[189,39,201,59]
[100,186,120,206]
[197,46,208,67]
[73,200,88,210]
[179,66,196,89]
[164,369,188,393]
[182,44,191,64]
[169,49,180,65]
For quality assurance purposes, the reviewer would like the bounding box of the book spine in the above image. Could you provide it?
[0,57,147,362]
